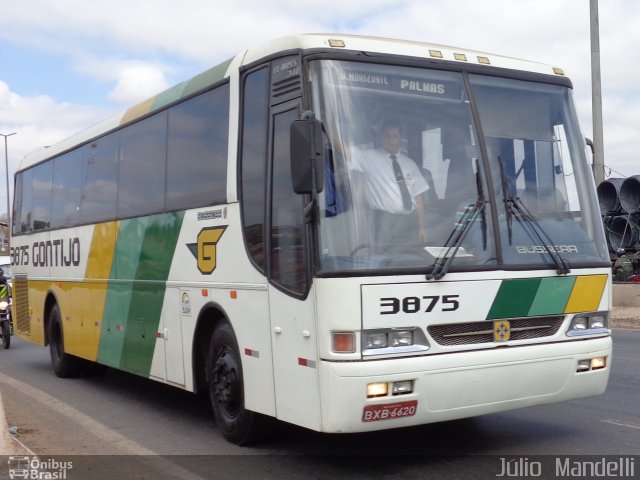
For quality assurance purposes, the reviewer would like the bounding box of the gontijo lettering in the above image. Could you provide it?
[11,238,81,267]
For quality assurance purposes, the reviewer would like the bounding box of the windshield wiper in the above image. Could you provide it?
[497,156,571,275]
[426,160,487,281]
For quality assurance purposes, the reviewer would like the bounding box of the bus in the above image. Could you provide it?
[11,34,611,445]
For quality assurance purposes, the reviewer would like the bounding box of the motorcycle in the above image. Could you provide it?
[0,298,12,349]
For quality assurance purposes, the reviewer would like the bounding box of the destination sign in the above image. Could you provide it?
[336,69,462,100]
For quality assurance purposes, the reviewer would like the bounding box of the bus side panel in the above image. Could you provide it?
[269,286,321,430]
[149,287,186,386]
[98,218,149,368]
[12,230,53,347]
[61,222,118,360]
[167,205,277,412]
[23,280,48,346]
[98,213,184,377]
[226,288,275,417]
[12,275,41,344]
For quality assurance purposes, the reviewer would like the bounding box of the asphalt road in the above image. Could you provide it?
[0,330,638,480]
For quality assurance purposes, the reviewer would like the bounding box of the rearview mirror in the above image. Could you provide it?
[290,118,324,194]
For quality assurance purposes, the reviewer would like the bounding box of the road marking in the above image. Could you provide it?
[0,370,156,455]
[601,419,640,430]
[0,371,205,479]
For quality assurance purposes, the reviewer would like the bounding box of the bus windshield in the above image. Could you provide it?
[309,60,608,273]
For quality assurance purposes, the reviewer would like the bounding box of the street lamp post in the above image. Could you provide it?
[0,132,16,233]
[590,0,605,185]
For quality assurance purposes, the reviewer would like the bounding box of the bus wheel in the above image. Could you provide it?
[48,304,83,378]
[207,322,270,445]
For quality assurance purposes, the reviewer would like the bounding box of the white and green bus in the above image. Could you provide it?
[11,34,611,444]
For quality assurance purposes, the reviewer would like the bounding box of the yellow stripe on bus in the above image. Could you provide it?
[564,274,608,313]
[121,96,157,125]
[26,281,49,346]
[86,222,120,280]
[64,221,120,360]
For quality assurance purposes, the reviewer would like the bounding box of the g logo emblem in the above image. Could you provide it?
[189,226,226,274]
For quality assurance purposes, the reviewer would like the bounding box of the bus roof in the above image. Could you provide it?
[18,33,566,171]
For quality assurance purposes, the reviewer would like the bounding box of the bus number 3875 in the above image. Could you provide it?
[380,295,460,315]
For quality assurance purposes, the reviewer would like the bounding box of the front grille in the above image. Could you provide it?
[428,316,565,346]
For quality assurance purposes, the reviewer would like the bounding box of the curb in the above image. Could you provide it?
[0,390,32,455]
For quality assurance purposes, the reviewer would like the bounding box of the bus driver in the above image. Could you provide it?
[349,119,429,245]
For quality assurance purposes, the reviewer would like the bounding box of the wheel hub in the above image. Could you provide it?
[213,349,241,416]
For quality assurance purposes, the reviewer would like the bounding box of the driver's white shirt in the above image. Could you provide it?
[349,147,429,214]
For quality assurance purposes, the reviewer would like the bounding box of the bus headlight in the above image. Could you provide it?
[588,316,607,329]
[567,313,609,336]
[363,330,414,349]
[365,332,388,349]
[573,317,588,330]
[362,328,429,356]
[364,330,415,349]
[390,330,413,347]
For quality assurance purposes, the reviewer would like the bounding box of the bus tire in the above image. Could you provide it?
[207,322,271,445]
[48,304,83,378]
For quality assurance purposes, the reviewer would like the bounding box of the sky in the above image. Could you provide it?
[1,0,639,218]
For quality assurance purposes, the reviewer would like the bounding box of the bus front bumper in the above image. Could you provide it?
[318,336,611,433]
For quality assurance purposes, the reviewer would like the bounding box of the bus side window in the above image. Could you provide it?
[240,67,270,273]
[51,150,82,229]
[31,162,53,231]
[167,85,229,210]
[79,135,118,224]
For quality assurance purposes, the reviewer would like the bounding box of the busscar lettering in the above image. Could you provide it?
[273,59,300,78]
[11,238,81,267]
[516,245,579,254]
[273,58,298,74]
[197,209,223,221]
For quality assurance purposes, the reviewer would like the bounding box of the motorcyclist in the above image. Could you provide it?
[0,268,10,300]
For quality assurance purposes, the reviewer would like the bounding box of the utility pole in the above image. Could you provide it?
[0,132,15,254]
[590,0,605,185]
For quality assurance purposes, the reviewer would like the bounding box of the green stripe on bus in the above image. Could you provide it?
[153,81,188,110]
[527,276,576,316]
[120,212,184,375]
[183,58,233,97]
[487,278,541,319]
[98,212,184,376]
[97,218,146,368]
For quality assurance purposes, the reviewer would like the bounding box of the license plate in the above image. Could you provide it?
[362,400,418,422]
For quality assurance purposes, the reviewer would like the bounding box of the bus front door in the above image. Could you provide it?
[269,285,321,430]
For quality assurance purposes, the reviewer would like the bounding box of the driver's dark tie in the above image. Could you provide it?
[390,154,412,211]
